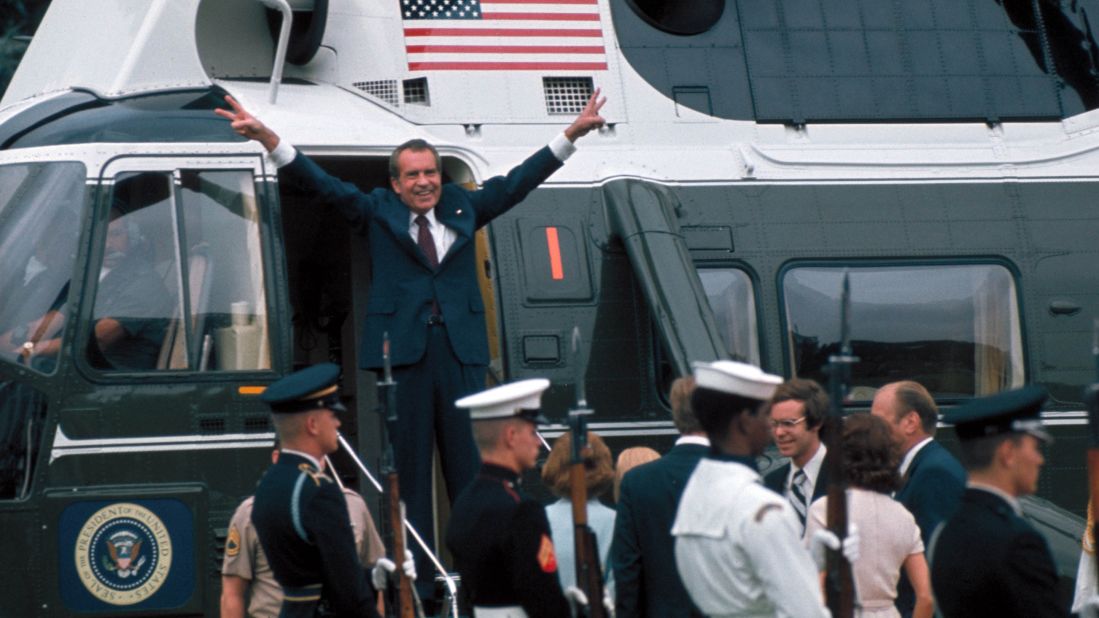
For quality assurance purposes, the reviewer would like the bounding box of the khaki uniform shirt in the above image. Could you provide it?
[223,489,386,617]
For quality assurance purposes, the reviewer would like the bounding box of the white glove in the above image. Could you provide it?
[371,550,416,590]
[810,523,860,570]
[564,585,589,610]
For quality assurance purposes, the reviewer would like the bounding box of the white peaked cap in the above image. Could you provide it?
[692,360,782,401]
[455,378,551,421]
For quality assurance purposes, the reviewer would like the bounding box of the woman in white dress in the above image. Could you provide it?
[806,413,934,618]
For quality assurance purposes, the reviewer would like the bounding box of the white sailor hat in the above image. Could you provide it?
[456,378,551,423]
[692,360,782,401]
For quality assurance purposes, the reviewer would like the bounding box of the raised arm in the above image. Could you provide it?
[563,88,607,143]
[216,95,282,153]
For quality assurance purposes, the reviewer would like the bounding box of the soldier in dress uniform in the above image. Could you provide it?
[929,385,1065,617]
[444,378,573,618]
[251,363,399,618]
[221,442,388,618]
[672,360,848,618]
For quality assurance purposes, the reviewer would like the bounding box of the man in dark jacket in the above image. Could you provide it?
[610,376,706,618]
[871,380,965,617]
[930,385,1064,618]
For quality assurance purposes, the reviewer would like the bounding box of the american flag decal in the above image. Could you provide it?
[401,0,608,71]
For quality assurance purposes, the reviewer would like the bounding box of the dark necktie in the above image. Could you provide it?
[414,214,440,269]
[790,468,809,532]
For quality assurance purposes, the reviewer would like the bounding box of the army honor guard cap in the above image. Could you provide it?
[692,360,783,401]
[456,378,551,423]
[944,384,1051,443]
[261,362,347,414]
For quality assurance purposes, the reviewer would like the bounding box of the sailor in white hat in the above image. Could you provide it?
[444,379,571,618]
[672,361,850,618]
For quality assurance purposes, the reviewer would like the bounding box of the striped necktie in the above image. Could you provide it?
[790,468,809,531]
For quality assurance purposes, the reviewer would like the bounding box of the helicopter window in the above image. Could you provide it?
[0,162,85,374]
[624,0,725,36]
[699,268,760,365]
[87,170,271,373]
[781,263,1023,401]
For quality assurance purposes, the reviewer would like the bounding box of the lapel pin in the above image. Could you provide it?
[456,209,462,215]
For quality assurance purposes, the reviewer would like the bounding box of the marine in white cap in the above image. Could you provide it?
[444,379,572,618]
[672,361,845,618]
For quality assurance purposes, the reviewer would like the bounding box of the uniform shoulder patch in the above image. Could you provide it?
[537,534,558,573]
[226,525,241,557]
[754,503,783,523]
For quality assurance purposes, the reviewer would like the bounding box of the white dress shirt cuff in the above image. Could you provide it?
[269,140,297,168]
[548,132,577,162]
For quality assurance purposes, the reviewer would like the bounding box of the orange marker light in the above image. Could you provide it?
[546,227,564,280]
[239,386,266,396]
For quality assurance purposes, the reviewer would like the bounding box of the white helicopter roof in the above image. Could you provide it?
[2,0,212,106]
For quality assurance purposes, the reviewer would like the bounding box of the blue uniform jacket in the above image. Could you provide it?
[280,146,563,369]
[930,488,1064,618]
[251,452,379,618]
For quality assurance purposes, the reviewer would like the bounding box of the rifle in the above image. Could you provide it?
[568,326,606,618]
[822,272,857,618]
[378,332,417,618]
[1085,319,1099,590]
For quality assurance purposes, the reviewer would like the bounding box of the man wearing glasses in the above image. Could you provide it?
[762,378,830,536]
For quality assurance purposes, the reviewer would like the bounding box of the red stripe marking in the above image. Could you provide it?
[481,12,600,21]
[408,61,608,70]
[406,44,605,54]
[546,227,564,281]
[404,27,603,37]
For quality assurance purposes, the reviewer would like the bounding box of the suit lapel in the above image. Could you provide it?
[432,195,473,265]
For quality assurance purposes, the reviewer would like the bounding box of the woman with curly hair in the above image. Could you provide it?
[805,413,933,618]
[542,431,617,593]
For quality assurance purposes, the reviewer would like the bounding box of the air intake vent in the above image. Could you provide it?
[353,80,399,107]
[199,418,226,434]
[243,415,271,433]
[403,77,430,105]
[543,77,594,115]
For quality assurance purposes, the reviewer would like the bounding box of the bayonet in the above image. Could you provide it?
[823,271,857,618]
[568,326,605,618]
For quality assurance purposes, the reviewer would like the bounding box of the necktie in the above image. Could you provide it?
[414,215,440,268]
[790,468,808,531]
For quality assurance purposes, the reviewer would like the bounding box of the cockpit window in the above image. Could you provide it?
[781,264,1024,400]
[87,169,271,373]
[699,268,760,365]
[0,162,85,374]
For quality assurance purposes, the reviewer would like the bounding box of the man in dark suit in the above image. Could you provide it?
[871,380,965,617]
[762,378,830,536]
[610,376,707,618]
[217,92,606,597]
[930,385,1064,618]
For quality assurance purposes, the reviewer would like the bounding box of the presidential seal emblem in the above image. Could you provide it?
[75,503,172,605]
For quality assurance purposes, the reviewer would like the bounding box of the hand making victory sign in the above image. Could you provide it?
[564,88,607,143]
[215,95,281,152]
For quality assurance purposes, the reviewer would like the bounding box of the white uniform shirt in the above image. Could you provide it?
[672,457,829,618]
